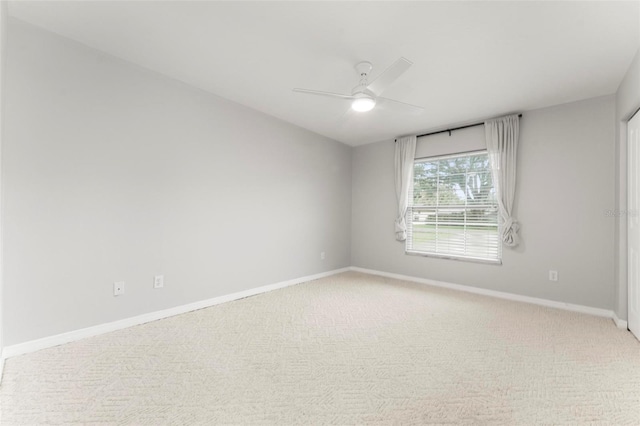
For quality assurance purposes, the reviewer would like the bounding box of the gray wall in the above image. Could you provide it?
[2,20,352,346]
[352,95,616,310]
[2,17,632,348]
[615,49,640,321]
[0,2,7,355]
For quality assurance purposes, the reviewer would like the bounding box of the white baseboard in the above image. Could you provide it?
[1,265,628,364]
[350,266,618,321]
[613,312,628,330]
[1,267,350,360]
[0,356,4,384]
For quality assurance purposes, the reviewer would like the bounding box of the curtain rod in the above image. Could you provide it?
[395,114,523,141]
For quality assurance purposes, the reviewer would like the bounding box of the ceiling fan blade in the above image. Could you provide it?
[293,88,354,100]
[377,97,424,115]
[366,57,413,96]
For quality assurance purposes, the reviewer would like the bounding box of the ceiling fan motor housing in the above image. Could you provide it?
[352,61,375,98]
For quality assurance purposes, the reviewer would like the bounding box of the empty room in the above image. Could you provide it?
[0,0,639,424]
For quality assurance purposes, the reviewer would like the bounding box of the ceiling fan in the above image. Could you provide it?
[293,57,423,114]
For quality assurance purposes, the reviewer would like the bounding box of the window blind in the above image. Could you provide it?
[406,150,501,262]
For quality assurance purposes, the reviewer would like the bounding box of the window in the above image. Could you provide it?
[406,150,501,263]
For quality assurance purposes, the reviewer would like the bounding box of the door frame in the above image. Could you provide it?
[627,107,640,339]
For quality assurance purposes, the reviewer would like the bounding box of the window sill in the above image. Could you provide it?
[405,250,502,265]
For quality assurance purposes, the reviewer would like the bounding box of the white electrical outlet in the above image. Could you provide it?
[320,251,326,260]
[549,270,558,282]
[114,281,125,296]
[154,275,164,289]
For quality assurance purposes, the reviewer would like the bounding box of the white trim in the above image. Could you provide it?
[1,267,349,360]
[350,266,618,321]
[1,265,629,365]
[405,250,502,265]
[613,312,628,330]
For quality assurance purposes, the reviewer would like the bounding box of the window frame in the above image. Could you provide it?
[405,149,502,265]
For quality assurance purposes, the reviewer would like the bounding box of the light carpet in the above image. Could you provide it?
[1,272,639,425]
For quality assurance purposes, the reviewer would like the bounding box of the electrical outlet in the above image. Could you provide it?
[114,281,125,296]
[320,251,326,260]
[549,270,558,282]
[154,275,164,289]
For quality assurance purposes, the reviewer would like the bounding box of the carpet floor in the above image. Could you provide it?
[1,271,639,425]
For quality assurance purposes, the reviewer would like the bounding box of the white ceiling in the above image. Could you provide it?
[8,1,640,146]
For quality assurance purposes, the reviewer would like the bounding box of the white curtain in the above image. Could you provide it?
[394,135,417,241]
[485,115,520,247]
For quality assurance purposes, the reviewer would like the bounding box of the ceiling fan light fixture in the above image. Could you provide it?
[351,95,376,112]
[293,57,422,114]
